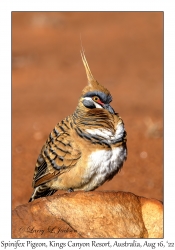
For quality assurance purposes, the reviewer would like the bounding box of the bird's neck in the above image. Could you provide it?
[72,105,115,131]
[71,106,125,146]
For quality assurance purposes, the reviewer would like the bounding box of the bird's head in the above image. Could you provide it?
[79,50,115,115]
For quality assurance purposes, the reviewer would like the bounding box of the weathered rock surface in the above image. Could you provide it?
[12,191,163,238]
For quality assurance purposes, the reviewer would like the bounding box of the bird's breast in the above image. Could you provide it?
[81,145,127,191]
[85,120,125,144]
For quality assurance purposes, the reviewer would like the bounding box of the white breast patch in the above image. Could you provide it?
[86,121,125,143]
[83,146,127,191]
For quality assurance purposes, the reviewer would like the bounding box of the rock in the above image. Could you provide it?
[140,197,163,238]
[12,191,163,238]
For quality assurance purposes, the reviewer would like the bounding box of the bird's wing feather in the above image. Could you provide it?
[32,119,81,188]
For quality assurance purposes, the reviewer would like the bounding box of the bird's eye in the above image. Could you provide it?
[93,96,100,102]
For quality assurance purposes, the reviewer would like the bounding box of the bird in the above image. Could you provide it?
[29,49,127,202]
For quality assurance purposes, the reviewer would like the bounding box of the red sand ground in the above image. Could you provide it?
[12,12,163,209]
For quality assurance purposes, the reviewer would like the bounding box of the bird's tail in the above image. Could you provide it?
[28,185,57,202]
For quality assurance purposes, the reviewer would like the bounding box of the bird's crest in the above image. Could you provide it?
[80,48,111,96]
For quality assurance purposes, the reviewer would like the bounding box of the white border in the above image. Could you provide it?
[1,0,175,245]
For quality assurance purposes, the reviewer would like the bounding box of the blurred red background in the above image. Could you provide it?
[12,12,163,209]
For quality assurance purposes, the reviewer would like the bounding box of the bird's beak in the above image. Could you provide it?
[103,104,115,114]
